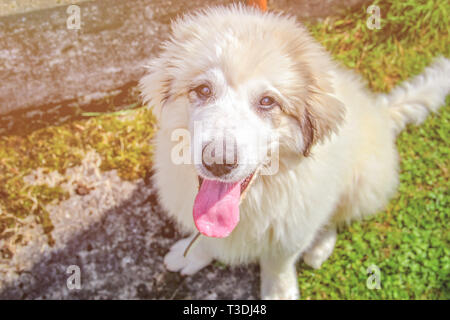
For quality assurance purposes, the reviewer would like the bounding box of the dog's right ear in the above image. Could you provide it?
[139,57,173,121]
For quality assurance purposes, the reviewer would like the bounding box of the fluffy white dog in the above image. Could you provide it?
[139,5,450,299]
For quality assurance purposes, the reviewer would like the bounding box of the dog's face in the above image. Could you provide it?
[140,6,345,238]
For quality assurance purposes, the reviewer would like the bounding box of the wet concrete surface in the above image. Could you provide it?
[0,0,229,122]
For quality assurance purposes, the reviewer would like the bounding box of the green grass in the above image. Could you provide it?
[298,0,449,299]
[0,0,448,300]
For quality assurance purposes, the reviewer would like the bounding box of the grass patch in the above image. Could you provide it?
[307,0,449,92]
[299,0,449,299]
[0,108,156,245]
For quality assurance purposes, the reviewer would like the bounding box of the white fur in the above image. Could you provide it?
[381,57,450,134]
[140,5,450,299]
[164,235,213,275]
[303,228,337,269]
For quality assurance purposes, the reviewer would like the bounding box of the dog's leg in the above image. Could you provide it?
[164,235,213,275]
[260,252,300,300]
[302,227,337,269]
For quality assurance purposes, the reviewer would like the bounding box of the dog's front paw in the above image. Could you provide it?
[260,265,300,300]
[164,236,213,275]
[303,228,337,269]
[261,281,299,300]
[302,247,331,269]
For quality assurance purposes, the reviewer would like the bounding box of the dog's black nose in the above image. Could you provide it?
[204,161,237,177]
[202,140,238,177]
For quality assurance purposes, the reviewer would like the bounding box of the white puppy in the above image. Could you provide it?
[140,5,450,299]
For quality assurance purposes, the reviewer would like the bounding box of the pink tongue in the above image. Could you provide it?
[193,179,241,238]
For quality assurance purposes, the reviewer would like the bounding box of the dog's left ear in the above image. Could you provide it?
[139,57,173,121]
[300,79,345,156]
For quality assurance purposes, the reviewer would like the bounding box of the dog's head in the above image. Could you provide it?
[140,5,345,238]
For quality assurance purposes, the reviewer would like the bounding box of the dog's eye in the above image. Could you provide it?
[194,84,212,98]
[259,96,276,109]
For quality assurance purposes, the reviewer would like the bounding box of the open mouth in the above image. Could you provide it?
[193,172,256,238]
[197,172,255,194]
